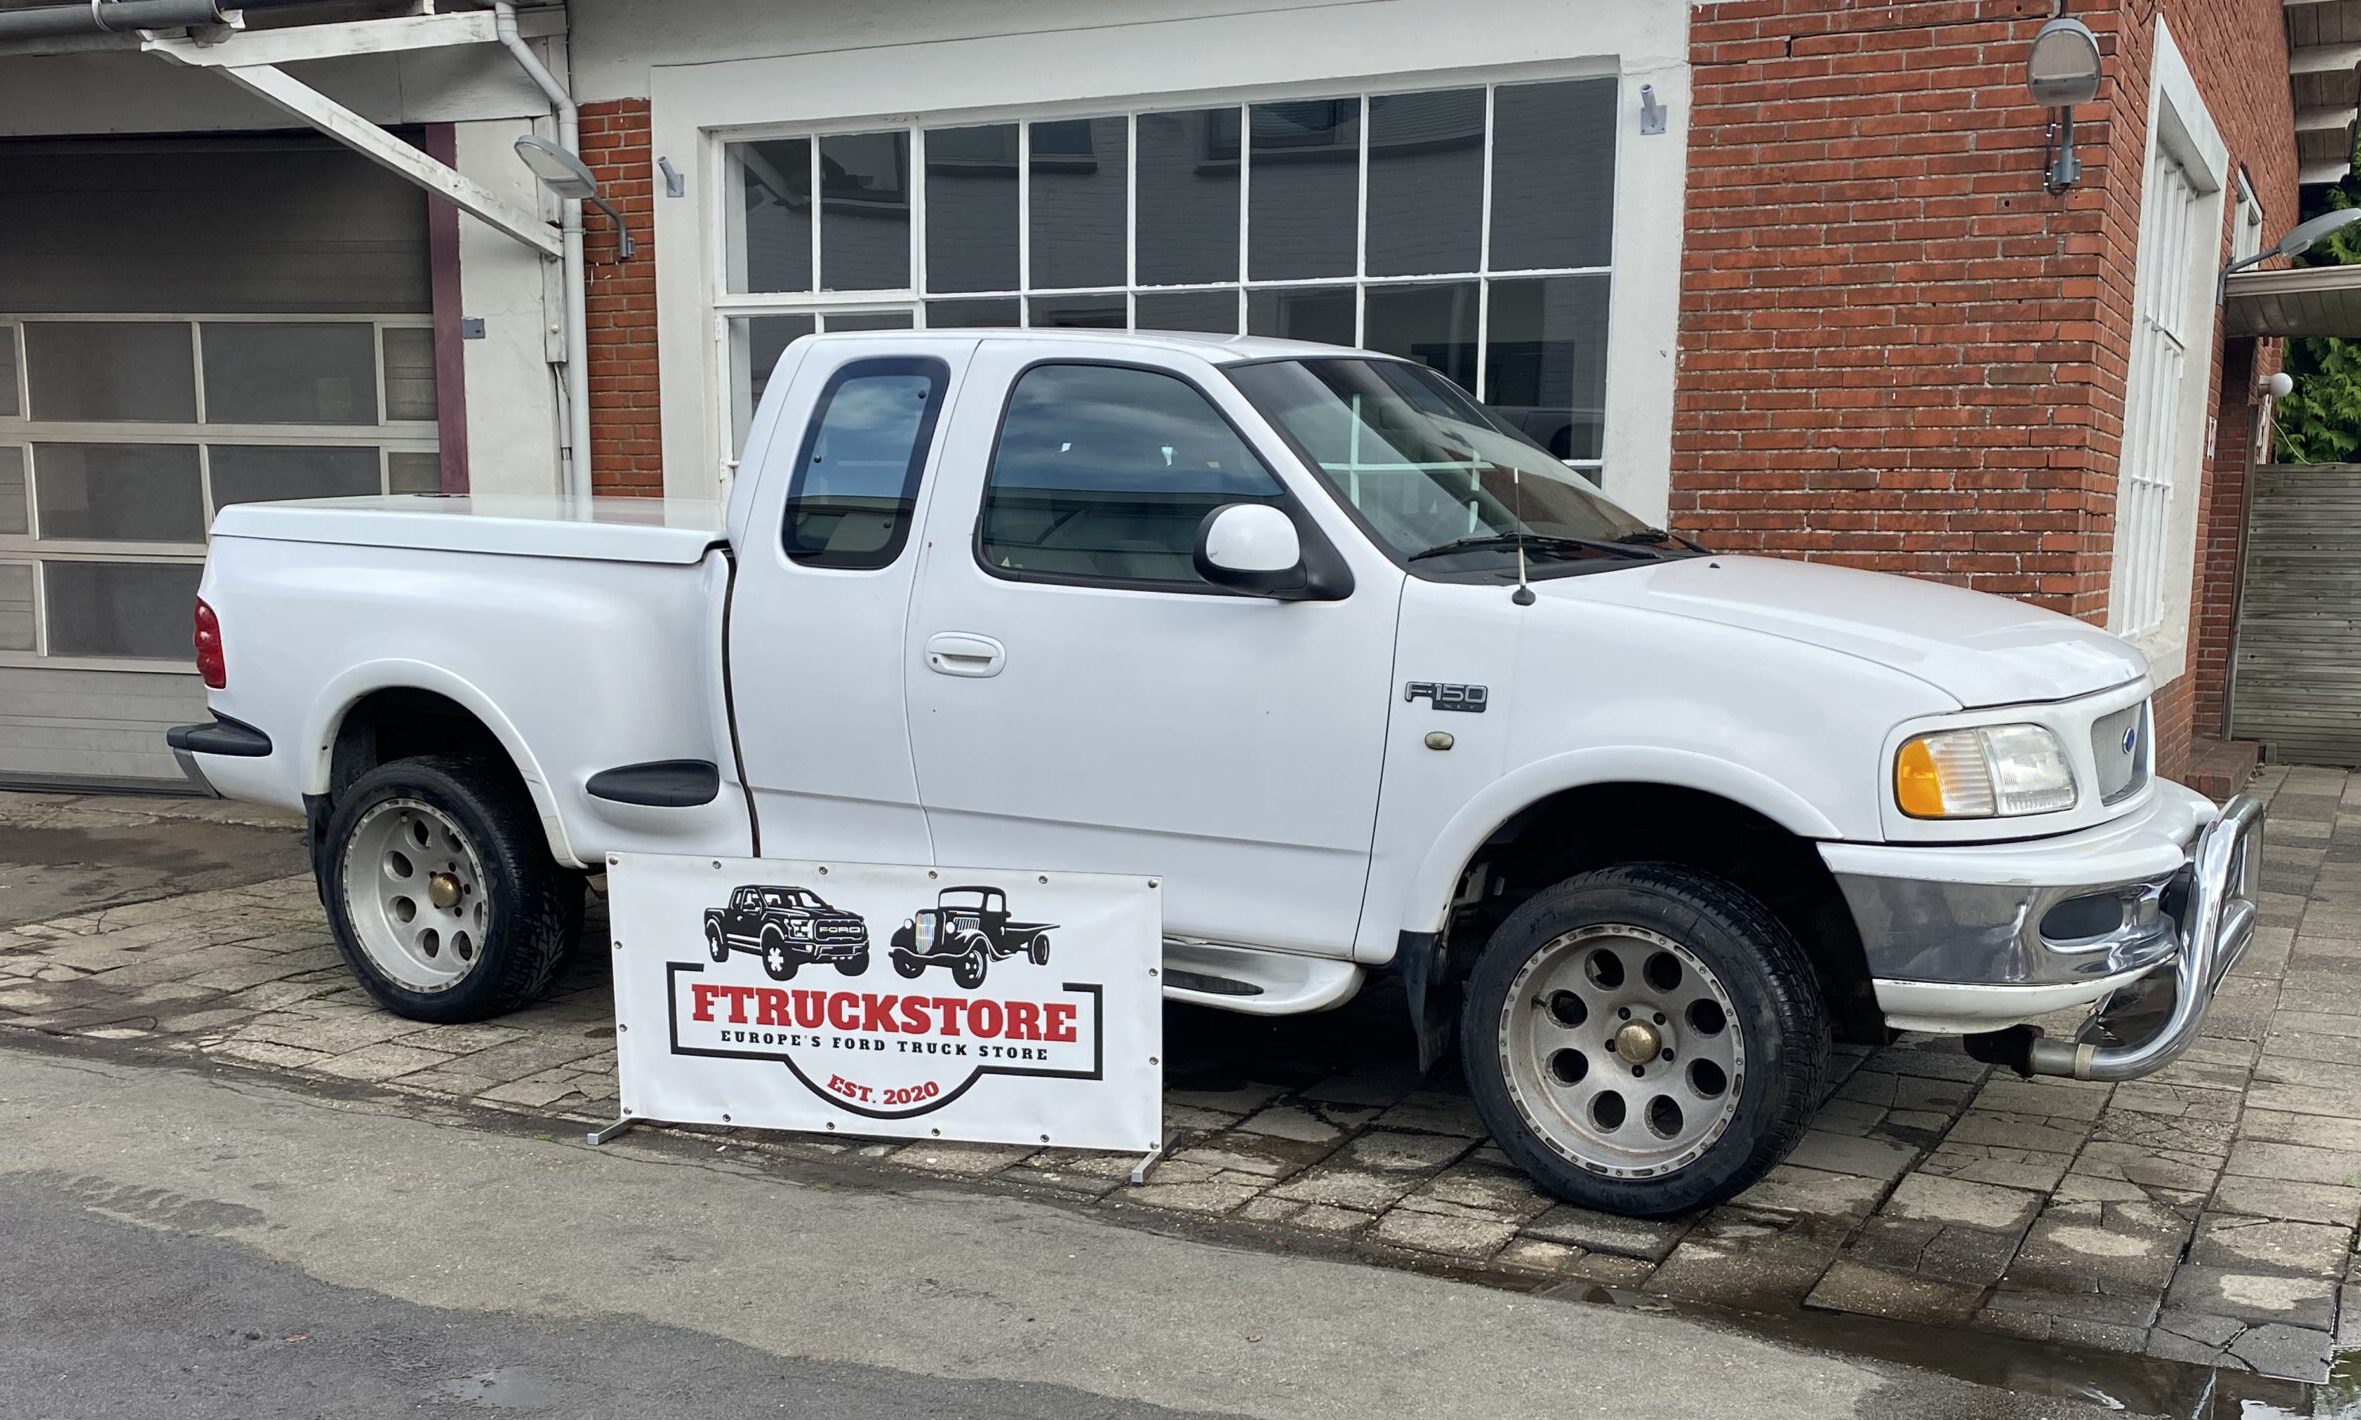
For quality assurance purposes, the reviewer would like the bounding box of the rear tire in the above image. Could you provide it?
[1027,935,1051,967]
[1459,863,1828,1218]
[705,922,730,963]
[321,755,580,1024]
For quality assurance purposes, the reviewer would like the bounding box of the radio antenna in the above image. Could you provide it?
[1510,458,1535,606]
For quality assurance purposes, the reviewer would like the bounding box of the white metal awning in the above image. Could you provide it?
[2290,0,2361,185]
[2224,263,2361,335]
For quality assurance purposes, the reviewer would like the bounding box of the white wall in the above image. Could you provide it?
[456,118,567,496]
[610,0,1693,521]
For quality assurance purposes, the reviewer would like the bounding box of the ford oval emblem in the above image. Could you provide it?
[2122,725,2139,756]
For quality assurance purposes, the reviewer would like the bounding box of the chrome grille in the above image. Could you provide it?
[2091,702,2150,805]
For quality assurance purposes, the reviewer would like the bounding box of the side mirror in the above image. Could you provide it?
[1192,502,1354,602]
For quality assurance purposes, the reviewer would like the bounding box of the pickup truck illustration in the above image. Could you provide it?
[703,885,869,981]
[172,328,2263,1218]
[889,886,1054,989]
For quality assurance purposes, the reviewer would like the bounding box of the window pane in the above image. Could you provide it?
[25,322,195,423]
[202,323,379,425]
[733,138,813,293]
[1364,281,1479,391]
[381,327,437,422]
[1029,294,1126,329]
[388,451,441,495]
[782,359,947,569]
[0,325,18,418]
[1486,275,1610,462]
[1029,117,1126,289]
[42,559,202,660]
[729,314,815,455]
[926,298,1021,328]
[33,443,203,542]
[1367,89,1483,276]
[1248,98,1359,281]
[822,311,915,332]
[208,445,381,510]
[1247,285,1354,346]
[980,363,1285,586]
[1490,79,1616,272]
[820,131,911,291]
[925,124,1018,294]
[1137,109,1240,286]
[0,562,30,652]
[0,446,23,536]
[1135,289,1239,334]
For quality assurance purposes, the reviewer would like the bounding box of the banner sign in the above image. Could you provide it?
[610,854,1163,1152]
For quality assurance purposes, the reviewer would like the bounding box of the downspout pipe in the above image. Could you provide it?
[495,1,592,505]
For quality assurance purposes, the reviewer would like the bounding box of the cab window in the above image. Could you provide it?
[781,357,948,569]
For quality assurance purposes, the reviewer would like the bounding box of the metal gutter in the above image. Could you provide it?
[0,0,228,41]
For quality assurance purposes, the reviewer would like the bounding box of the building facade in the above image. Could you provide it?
[0,0,2341,789]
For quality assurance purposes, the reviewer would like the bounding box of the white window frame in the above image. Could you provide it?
[0,311,438,674]
[702,71,1619,479]
[2106,17,2227,679]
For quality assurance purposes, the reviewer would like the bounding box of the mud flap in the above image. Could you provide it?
[1399,930,1455,1073]
[303,792,333,907]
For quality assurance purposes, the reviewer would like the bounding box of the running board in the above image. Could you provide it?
[1161,940,1363,1015]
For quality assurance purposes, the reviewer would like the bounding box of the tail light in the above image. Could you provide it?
[193,597,225,689]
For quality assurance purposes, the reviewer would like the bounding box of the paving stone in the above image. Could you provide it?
[2188,1214,2353,1277]
[884,1141,1033,1176]
[1371,1091,1486,1138]
[1337,1129,1472,1173]
[2088,1110,2236,1160]
[2071,1140,2225,1194]
[2226,1139,2361,1189]
[1373,1205,1519,1260]
[1644,1212,1842,1311]
[1122,1181,1258,1216]
[1266,1163,1427,1213]
[2107,1080,2245,1124]
[1232,1104,1342,1144]
[1864,1044,1989,1084]
[1521,1205,1686,1261]
[2164,1266,2338,1330]
[1168,1132,1330,1180]
[1804,1258,1981,1323]
[1942,1110,2094,1157]
[213,1039,332,1071]
[2226,1322,2336,1384]
[1558,1252,1658,1289]
[311,1042,452,1083]
[1287,1203,1377,1235]
[1916,1143,2071,1193]
[1973,1308,2148,1354]
[2154,1306,2245,1347]
[1836,1070,1976,1113]
[1161,1083,1283,1115]
[1972,1077,2111,1121]
[1785,1128,1920,1182]
[1409,1162,1554,1222]
[2009,1200,2190,1292]
[1726,1165,1886,1223]
[1881,1174,2040,1232]
[1495,1238,1582,1274]
[1985,1284,2162,1330]
[1805,1098,1886,1136]
[1235,1196,1304,1224]
[2212,1175,2361,1228]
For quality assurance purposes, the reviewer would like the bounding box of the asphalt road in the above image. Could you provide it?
[0,1045,2143,1420]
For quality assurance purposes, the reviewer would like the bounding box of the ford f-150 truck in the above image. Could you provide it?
[170,329,2262,1216]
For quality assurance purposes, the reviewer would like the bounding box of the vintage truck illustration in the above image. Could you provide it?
[703,885,869,980]
[889,886,1055,989]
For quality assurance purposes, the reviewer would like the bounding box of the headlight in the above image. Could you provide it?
[784,918,813,937]
[1895,724,2077,818]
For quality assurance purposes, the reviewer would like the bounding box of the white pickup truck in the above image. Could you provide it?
[172,329,2262,1216]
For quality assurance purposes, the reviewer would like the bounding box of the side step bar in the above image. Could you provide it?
[1162,940,1364,1016]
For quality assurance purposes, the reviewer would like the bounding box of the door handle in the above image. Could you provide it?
[925,632,1006,678]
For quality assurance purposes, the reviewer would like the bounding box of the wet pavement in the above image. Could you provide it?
[1,766,2356,1410]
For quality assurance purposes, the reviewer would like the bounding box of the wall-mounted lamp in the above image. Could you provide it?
[2028,14,2102,193]
[2257,371,2295,399]
[2217,208,2361,302]
[515,134,638,261]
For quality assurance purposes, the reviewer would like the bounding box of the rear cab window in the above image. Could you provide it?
[782,357,949,569]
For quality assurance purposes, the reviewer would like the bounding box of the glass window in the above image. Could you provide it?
[1029,294,1126,329]
[1486,274,1610,462]
[979,363,1287,587]
[202,323,379,425]
[781,358,947,569]
[381,327,437,422]
[32,443,203,542]
[388,451,441,495]
[0,561,30,652]
[1136,109,1240,286]
[1029,118,1126,289]
[1135,289,1239,334]
[1367,90,1483,277]
[1247,286,1354,346]
[729,313,815,452]
[0,325,18,418]
[820,132,910,291]
[208,445,381,509]
[732,139,813,293]
[0,446,24,536]
[1249,99,1359,281]
[42,559,203,659]
[925,298,1021,328]
[925,124,1018,294]
[1490,79,1616,272]
[823,311,914,332]
[25,322,196,423]
[1364,282,1479,391]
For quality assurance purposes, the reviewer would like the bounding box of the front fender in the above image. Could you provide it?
[1390,747,1845,944]
[306,659,582,869]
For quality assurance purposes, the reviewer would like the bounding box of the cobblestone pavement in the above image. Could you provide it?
[3,768,2356,1388]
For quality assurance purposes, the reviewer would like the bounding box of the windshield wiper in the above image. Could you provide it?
[1614,527,1710,553]
[1407,532,1656,563]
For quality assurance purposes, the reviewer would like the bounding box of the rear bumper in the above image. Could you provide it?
[1822,784,2263,1080]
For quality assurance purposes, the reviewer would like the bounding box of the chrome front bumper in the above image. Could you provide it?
[1823,786,2264,1082]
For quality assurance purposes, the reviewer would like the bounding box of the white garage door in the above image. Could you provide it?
[0,132,441,788]
[2232,462,2361,767]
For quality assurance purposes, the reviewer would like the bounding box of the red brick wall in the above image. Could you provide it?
[581,99,662,495]
[1674,0,2296,780]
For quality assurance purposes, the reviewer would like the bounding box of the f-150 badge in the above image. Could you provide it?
[1404,681,1489,713]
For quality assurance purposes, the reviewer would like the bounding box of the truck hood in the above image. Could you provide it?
[1558,555,2148,708]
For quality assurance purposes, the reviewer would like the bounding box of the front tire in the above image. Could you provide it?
[892,954,927,980]
[836,952,869,977]
[322,755,581,1024]
[1459,863,1828,1218]
[760,930,800,982]
[951,951,988,990]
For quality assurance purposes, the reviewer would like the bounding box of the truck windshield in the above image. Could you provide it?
[760,889,823,908]
[1226,358,1691,575]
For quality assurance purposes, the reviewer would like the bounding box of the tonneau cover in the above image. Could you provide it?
[211,493,728,566]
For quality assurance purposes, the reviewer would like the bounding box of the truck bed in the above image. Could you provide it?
[212,494,728,566]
